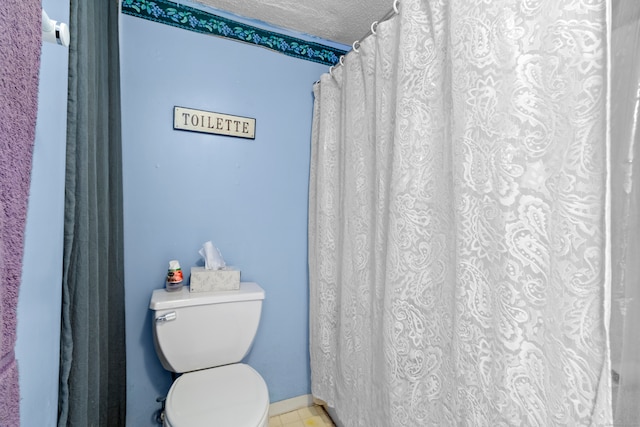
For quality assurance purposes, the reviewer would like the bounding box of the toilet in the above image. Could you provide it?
[149,282,269,427]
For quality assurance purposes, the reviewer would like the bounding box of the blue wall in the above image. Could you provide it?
[15,0,69,425]
[120,10,344,426]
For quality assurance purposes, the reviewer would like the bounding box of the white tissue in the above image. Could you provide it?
[199,241,226,270]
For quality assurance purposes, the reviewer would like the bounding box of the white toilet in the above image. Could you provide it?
[149,282,269,427]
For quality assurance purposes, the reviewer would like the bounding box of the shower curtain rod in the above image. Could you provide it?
[323,0,399,80]
[42,9,70,47]
[353,0,399,51]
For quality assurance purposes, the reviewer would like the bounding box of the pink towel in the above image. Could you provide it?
[0,0,42,425]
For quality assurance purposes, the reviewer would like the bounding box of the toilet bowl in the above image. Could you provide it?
[164,364,268,427]
[150,283,268,427]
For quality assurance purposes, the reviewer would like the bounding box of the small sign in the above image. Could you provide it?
[173,106,256,139]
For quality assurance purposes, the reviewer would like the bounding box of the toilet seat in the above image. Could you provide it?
[164,363,269,427]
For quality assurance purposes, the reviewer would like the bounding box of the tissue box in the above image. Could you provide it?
[190,266,240,292]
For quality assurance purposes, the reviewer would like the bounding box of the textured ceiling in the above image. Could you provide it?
[192,1,640,44]
[193,0,392,46]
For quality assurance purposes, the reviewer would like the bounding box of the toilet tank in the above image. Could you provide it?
[149,282,265,373]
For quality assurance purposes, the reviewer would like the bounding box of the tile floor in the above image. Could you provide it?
[269,404,335,427]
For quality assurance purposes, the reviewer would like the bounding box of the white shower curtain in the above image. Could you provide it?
[309,0,612,425]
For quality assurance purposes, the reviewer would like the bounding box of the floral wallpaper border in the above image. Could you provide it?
[121,0,347,66]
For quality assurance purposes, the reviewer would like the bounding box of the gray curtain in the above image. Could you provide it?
[58,0,126,425]
[610,1,640,423]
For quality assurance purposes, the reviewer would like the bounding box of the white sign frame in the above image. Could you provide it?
[173,106,256,139]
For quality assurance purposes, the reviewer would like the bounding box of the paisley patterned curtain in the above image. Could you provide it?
[308,0,612,425]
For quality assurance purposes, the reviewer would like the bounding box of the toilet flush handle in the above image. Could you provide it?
[156,312,177,323]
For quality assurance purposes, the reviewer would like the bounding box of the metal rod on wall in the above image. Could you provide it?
[42,9,70,47]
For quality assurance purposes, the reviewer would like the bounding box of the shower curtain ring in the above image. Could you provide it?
[352,40,360,53]
[329,65,335,77]
[371,21,378,35]
[393,0,399,14]
[339,56,345,66]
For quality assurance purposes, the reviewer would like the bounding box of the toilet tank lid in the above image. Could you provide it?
[149,282,264,311]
